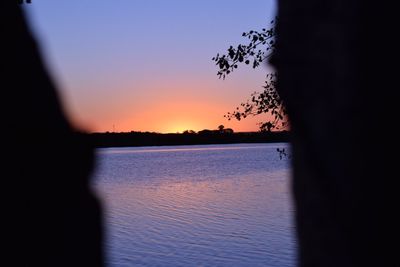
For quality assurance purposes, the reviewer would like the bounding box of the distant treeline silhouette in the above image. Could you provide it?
[89,130,289,148]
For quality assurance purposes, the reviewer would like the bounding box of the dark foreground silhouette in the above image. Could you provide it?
[4,3,102,266]
[274,1,398,266]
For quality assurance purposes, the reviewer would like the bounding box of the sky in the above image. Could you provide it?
[24,0,276,133]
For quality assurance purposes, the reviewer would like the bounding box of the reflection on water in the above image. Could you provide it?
[93,143,296,267]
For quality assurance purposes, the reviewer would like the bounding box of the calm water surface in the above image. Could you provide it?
[93,143,296,267]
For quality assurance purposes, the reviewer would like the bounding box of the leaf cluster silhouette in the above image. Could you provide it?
[213,19,288,131]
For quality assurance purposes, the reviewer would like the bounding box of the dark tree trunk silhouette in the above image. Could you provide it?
[3,3,103,266]
[273,1,398,266]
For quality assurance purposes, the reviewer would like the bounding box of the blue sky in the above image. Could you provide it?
[24,0,276,133]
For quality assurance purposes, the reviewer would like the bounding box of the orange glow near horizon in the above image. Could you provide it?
[74,99,266,134]
[65,76,269,134]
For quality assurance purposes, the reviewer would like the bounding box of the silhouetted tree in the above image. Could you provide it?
[213,19,288,131]
[183,130,196,134]
[274,1,398,266]
[5,3,102,266]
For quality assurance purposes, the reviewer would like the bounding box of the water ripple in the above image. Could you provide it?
[93,143,296,266]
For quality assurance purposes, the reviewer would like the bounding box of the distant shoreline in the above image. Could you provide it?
[88,131,290,148]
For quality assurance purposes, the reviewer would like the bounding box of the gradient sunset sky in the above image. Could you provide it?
[24,0,276,133]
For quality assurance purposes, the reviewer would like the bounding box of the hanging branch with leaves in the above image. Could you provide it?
[212,19,288,132]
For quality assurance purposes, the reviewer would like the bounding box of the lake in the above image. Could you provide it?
[93,143,296,267]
